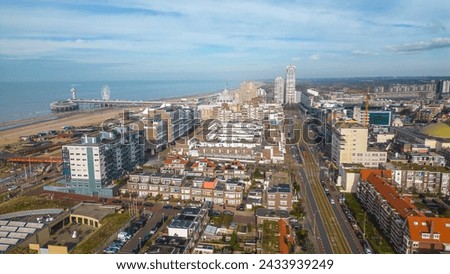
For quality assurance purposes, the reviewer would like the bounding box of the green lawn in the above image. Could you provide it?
[0,196,76,215]
[344,193,395,254]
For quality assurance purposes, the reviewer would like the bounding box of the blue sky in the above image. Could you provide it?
[0,0,449,81]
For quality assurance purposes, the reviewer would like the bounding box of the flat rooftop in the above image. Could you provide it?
[71,203,115,221]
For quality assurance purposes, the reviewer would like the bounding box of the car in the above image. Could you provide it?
[112,199,122,204]
[236,204,245,211]
[330,198,335,204]
[173,205,182,210]
[223,210,234,216]
[209,210,221,217]
[355,231,363,240]
[144,202,154,207]
[163,204,173,210]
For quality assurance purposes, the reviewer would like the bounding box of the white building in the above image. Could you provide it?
[274,76,284,104]
[60,129,143,197]
[285,65,297,104]
[331,120,386,168]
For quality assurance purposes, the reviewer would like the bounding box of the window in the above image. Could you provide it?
[268,201,275,206]
[433,234,440,240]
[421,233,430,239]
[280,201,287,205]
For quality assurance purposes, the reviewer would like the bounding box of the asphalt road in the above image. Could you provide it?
[119,204,178,254]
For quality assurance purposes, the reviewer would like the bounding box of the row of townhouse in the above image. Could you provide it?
[127,173,244,207]
[162,156,249,180]
[357,172,450,253]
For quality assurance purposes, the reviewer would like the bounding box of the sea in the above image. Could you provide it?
[0,80,238,124]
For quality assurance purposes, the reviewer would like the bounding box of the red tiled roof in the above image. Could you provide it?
[202,178,218,189]
[278,219,289,254]
[163,155,188,165]
[407,216,450,244]
[366,173,422,219]
[192,158,216,169]
[360,169,391,181]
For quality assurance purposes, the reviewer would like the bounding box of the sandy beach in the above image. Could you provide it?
[0,108,139,147]
[0,90,219,147]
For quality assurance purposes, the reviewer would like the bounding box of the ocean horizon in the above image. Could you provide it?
[0,80,239,123]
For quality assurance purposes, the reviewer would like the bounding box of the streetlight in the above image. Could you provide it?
[138,237,141,251]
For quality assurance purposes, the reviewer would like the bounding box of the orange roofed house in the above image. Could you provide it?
[405,216,450,254]
[162,155,189,175]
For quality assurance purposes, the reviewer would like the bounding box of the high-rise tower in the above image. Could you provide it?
[274,76,284,104]
[285,65,296,104]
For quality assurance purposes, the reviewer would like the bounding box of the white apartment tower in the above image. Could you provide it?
[285,65,296,104]
[274,76,285,104]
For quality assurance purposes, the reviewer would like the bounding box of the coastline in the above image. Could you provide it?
[0,90,219,147]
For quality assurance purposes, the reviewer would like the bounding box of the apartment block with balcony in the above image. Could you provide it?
[384,162,450,196]
[356,172,423,253]
[53,127,143,198]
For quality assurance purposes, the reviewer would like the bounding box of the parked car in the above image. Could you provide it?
[223,210,234,216]
[163,204,173,210]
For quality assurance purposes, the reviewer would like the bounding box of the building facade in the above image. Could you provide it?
[61,129,143,197]
[274,76,284,105]
[265,184,292,210]
[285,65,296,104]
[331,120,387,168]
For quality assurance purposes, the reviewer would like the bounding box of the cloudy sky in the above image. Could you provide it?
[0,0,449,81]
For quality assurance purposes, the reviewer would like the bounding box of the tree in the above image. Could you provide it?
[230,232,239,251]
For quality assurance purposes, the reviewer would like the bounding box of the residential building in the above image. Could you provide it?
[285,65,297,104]
[190,158,217,177]
[141,105,198,153]
[55,128,143,197]
[162,155,189,174]
[167,205,209,250]
[265,184,292,210]
[274,76,284,104]
[383,162,450,196]
[127,174,243,206]
[331,120,387,168]
[357,173,423,253]
[404,216,450,254]
[408,152,446,167]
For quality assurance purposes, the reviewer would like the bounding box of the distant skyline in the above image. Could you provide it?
[0,0,449,82]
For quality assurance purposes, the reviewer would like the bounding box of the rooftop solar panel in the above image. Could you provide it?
[0,226,18,232]
[0,237,19,245]
[8,232,28,239]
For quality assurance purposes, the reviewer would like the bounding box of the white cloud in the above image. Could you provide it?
[352,50,379,56]
[309,54,320,60]
[387,37,450,52]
